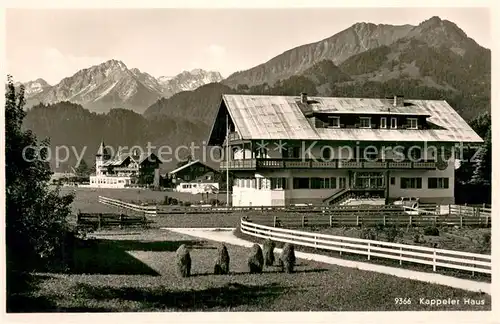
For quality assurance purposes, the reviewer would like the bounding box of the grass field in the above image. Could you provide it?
[59,186,230,214]
[8,229,490,312]
[302,226,491,254]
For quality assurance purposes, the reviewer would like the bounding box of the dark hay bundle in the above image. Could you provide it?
[262,238,276,266]
[279,243,296,273]
[175,244,191,277]
[247,244,264,274]
[214,244,230,275]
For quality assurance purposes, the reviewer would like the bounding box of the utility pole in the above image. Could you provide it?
[226,113,230,206]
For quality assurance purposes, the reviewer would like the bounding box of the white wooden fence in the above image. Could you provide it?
[240,219,491,275]
[99,196,157,216]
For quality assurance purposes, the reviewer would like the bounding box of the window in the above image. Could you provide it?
[185,175,190,181]
[311,178,332,189]
[359,117,371,128]
[380,117,387,129]
[390,177,396,185]
[390,117,398,129]
[400,177,422,189]
[408,147,423,161]
[293,178,310,189]
[321,147,333,160]
[270,178,287,190]
[330,177,337,189]
[338,177,347,189]
[328,116,340,128]
[286,147,301,159]
[408,118,418,130]
[428,177,449,189]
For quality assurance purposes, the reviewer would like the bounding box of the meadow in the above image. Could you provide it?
[8,229,491,312]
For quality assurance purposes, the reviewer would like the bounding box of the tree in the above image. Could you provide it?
[470,125,491,185]
[176,155,193,168]
[5,75,75,273]
[75,159,91,177]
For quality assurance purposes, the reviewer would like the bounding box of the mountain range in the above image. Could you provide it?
[20,16,490,171]
[18,61,223,114]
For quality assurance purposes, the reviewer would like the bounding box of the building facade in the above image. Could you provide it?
[89,142,161,188]
[168,159,220,194]
[207,94,483,206]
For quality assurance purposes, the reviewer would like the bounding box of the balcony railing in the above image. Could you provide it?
[220,158,437,170]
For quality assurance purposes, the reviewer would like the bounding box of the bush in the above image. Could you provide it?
[164,196,172,205]
[423,226,440,236]
[183,201,191,207]
[385,225,401,243]
[175,244,191,277]
[247,244,264,274]
[171,198,178,205]
[360,228,377,240]
[413,234,422,244]
[209,198,221,206]
[279,243,296,273]
[262,239,276,266]
[482,232,491,248]
[214,244,230,275]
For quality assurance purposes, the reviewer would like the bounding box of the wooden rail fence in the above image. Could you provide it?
[240,219,491,275]
[98,196,491,220]
[246,213,491,228]
[77,212,151,229]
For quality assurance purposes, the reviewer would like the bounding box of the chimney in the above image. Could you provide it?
[300,92,308,104]
[393,95,404,107]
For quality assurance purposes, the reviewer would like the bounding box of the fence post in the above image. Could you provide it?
[460,216,463,228]
[472,257,475,276]
[433,250,437,271]
[339,239,342,256]
[98,213,102,230]
[486,216,489,227]
[119,214,124,229]
[459,205,462,216]
[409,215,412,227]
[273,216,277,228]
[77,212,81,224]
[356,215,359,226]
[314,235,317,250]
[383,215,386,226]
[448,204,451,216]
[367,242,371,260]
[433,216,437,226]
[399,247,402,265]
[329,215,333,227]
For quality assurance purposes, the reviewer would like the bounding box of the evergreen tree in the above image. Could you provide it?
[470,125,491,185]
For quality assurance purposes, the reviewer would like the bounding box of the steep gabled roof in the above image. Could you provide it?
[207,94,483,144]
[168,159,215,175]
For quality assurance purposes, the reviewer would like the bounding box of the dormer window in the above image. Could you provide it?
[390,117,397,129]
[328,116,340,128]
[380,117,387,129]
[359,117,371,128]
[408,118,418,130]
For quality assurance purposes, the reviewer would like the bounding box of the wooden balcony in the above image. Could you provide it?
[220,158,437,170]
[220,159,256,170]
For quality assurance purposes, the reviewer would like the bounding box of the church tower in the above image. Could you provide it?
[95,141,111,176]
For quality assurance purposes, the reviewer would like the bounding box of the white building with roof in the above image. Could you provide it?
[207,93,483,207]
[89,141,161,188]
[168,159,220,194]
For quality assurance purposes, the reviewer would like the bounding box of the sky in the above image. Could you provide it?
[5,6,492,85]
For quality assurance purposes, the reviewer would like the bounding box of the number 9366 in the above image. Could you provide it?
[395,298,412,305]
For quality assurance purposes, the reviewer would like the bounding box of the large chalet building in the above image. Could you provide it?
[89,141,161,188]
[207,93,483,207]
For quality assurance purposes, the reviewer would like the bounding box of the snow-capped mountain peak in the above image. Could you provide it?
[19,60,223,114]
